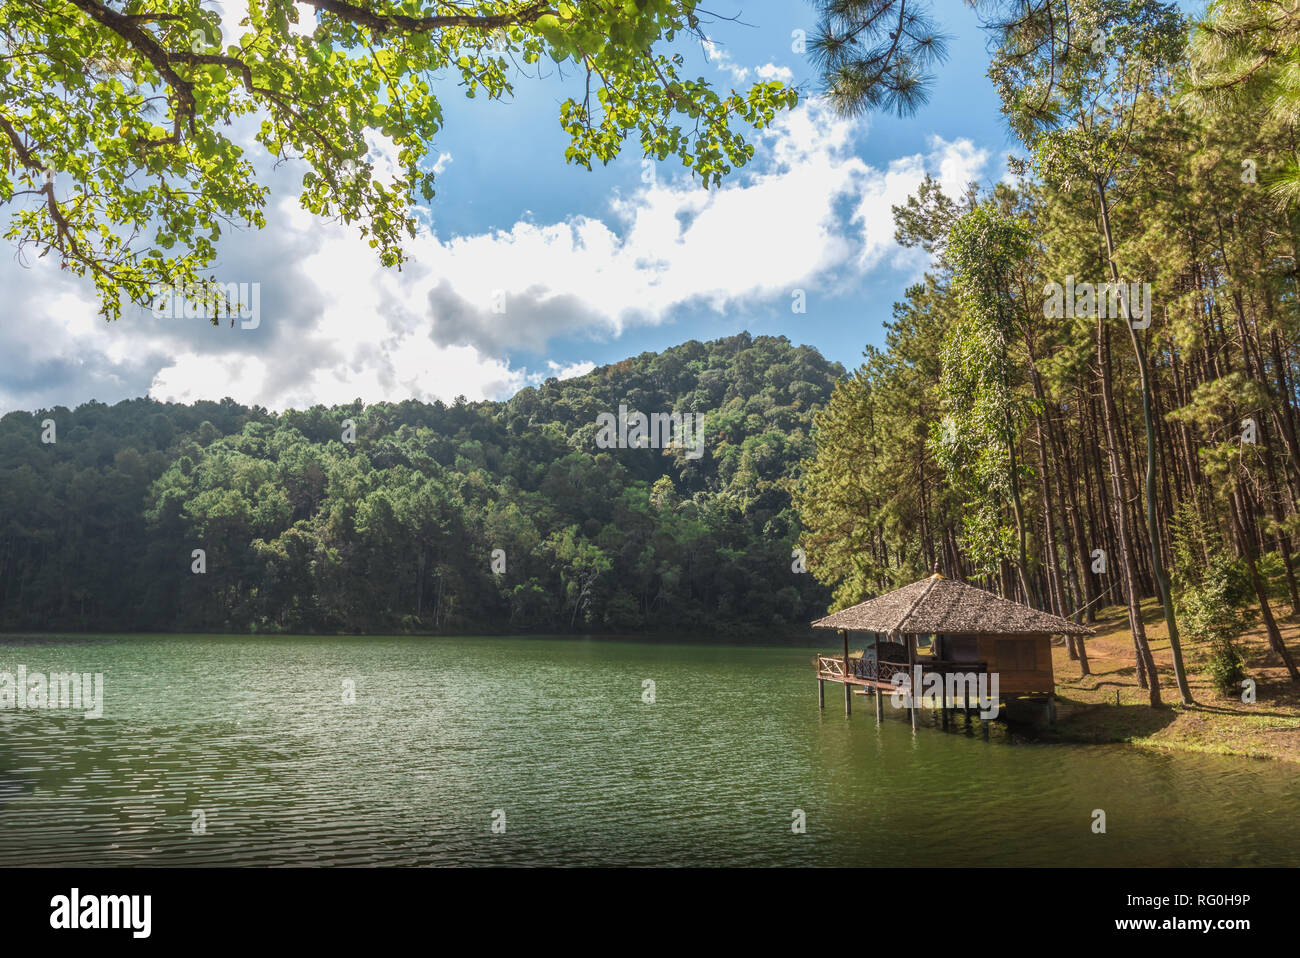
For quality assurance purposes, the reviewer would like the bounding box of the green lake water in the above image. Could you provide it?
[0,634,1296,867]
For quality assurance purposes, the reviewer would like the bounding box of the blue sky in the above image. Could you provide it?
[418,0,1013,373]
[0,1,1201,412]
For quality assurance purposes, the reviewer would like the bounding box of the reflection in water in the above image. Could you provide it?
[0,635,1296,866]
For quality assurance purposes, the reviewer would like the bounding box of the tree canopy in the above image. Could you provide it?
[0,0,797,319]
[0,333,841,636]
[796,0,1300,704]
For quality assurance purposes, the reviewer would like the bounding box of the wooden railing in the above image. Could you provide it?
[817,655,907,683]
[868,660,910,683]
[818,654,988,684]
[816,655,845,679]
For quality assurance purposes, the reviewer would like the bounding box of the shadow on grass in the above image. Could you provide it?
[1046,700,1181,743]
[1185,702,1297,718]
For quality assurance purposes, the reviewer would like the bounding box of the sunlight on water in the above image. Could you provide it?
[1,635,1297,866]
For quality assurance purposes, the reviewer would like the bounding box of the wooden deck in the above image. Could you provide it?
[815,654,988,694]
[816,652,996,726]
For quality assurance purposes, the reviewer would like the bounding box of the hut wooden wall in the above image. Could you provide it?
[976,633,1054,694]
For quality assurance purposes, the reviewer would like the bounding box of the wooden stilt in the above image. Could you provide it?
[818,679,824,709]
[841,628,851,716]
[907,633,917,731]
[871,632,882,723]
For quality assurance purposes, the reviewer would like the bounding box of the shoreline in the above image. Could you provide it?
[0,629,824,646]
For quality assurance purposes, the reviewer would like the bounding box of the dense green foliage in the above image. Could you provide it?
[1179,552,1252,694]
[1184,0,1300,207]
[933,204,1038,594]
[0,334,839,635]
[1170,503,1254,694]
[0,0,796,320]
[796,0,1300,702]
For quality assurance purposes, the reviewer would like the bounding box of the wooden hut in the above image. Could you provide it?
[810,572,1093,726]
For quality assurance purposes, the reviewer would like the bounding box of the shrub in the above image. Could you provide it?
[1176,550,1255,695]
[1204,637,1246,693]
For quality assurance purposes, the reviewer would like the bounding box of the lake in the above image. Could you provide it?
[1,635,1297,866]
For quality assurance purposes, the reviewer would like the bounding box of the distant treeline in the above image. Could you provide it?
[0,334,839,636]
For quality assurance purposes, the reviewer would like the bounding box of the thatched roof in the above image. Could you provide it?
[811,573,1093,636]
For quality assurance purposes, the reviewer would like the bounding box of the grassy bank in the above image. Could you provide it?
[1045,597,1300,762]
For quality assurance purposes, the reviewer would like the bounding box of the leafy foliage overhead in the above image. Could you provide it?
[0,0,798,319]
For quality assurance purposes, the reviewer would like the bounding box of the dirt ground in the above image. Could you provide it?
[1047,598,1300,762]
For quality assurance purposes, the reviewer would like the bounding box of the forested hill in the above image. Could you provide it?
[0,333,842,636]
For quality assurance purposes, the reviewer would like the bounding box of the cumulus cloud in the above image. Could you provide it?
[852,134,989,273]
[0,95,989,413]
[702,40,750,84]
[756,63,795,82]
[388,102,987,356]
[547,360,596,380]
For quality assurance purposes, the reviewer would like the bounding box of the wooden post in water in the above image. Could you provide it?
[873,633,882,723]
[818,678,824,709]
[907,633,917,732]
[842,629,851,716]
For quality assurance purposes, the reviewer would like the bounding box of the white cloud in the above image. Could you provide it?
[0,97,990,414]
[702,40,749,84]
[701,45,794,87]
[852,134,989,273]
[407,102,987,350]
[545,360,596,380]
[755,63,795,82]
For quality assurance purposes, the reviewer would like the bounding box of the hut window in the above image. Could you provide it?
[945,636,978,662]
